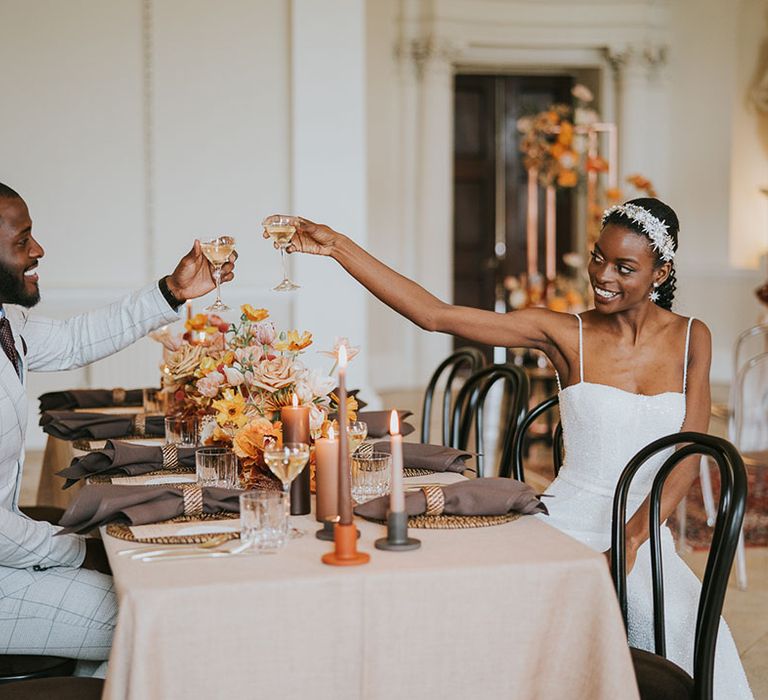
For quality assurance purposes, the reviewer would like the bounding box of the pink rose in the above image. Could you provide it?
[196,371,225,398]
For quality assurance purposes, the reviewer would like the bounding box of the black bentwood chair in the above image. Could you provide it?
[611,433,747,700]
[420,347,486,445]
[0,676,104,699]
[508,395,563,481]
[449,364,529,478]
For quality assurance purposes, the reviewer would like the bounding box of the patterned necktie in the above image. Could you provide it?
[0,317,20,378]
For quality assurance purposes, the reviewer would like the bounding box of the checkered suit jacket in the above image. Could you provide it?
[0,282,179,596]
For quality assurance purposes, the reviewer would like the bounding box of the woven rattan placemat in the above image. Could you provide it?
[362,511,522,529]
[106,513,240,544]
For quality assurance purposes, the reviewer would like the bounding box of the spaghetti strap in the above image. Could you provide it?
[575,313,584,383]
[683,317,695,395]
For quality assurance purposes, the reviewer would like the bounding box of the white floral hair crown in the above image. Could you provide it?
[601,203,676,262]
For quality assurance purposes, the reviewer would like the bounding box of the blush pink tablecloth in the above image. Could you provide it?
[101,508,639,700]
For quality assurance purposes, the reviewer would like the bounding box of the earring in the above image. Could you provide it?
[649,282,660,303]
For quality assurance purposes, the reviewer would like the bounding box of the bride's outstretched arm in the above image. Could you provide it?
[267,216,572,357]
[623,320,712,569]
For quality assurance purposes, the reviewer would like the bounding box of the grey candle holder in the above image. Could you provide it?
[375,511,421,551]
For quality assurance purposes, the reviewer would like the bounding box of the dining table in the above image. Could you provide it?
[99,472,640,700]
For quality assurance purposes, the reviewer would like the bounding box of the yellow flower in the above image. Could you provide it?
[197,356,220,377]
[241,305,269,322]
[212,389,249,428]
[274,330,313,352]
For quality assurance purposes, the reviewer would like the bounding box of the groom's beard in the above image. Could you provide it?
[0,258,40,308]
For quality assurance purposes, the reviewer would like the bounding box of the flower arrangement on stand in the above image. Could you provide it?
[515,83,658,307]
[151,306,358,487]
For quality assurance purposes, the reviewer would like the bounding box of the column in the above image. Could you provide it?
[411,36,461,382]
[605,44,669,188]
[290,0,373,399]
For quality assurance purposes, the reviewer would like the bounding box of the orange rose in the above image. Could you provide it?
[185,313,209,331]
[233,417,283,463]
[557,121,573,147]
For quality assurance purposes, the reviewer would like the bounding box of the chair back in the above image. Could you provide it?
[733,349,768,451]
[508,395,563,481]
[733,323,768,381]
[449,364,529,478]
[421,347,485,445]
[611,432,747,700]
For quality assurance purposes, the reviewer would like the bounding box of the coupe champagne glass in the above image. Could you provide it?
[262,215,300,292]
[263,442,311,538]
[201,235,236,311]
[348,420,368,455]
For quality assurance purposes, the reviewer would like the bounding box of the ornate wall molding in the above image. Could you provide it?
[396,36,463,80]
[604,44,669,81]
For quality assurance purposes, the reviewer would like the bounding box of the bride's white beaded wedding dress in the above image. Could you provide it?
[539,314,753,699]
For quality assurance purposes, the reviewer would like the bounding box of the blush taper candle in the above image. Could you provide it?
[389,410,405,513]
[336,346,353,524]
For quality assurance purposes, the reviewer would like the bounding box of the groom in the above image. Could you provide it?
[0,182,236,674]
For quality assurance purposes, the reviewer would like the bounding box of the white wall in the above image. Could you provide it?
[2,0,766,449]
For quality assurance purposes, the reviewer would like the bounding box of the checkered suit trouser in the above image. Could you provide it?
[0,565,115,664]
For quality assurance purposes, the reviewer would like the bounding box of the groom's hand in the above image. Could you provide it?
[165,240,237,301]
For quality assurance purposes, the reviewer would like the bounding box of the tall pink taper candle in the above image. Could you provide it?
[336,346,353,525]
[389,410,405,513]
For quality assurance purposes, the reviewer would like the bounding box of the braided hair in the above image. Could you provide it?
[601,197,679,310]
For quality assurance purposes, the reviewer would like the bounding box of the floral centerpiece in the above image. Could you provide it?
[151,306,358,484]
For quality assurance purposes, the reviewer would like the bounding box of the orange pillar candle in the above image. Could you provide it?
[315,426,339,522]
[280,393,311,515]
[526,168,539,278]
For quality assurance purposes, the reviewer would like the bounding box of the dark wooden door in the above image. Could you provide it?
[453,74,574,357]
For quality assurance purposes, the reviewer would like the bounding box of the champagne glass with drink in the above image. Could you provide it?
[263,442,311,538]
[201,235,236,312]
[262,215,300,292]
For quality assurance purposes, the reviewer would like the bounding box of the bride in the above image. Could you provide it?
[266,197,753,698]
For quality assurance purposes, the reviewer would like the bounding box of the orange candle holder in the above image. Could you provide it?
[321,522,370,566]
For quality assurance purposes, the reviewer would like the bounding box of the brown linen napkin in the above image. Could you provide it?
[40,411,165,440]
[373,441,472,473]
[357,410,415,438]
[58,484,241,534]
[39,388,145,412]
[57,441,197,488]
[354,477,548,520]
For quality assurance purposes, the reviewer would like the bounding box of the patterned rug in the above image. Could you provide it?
[668,461,768,550]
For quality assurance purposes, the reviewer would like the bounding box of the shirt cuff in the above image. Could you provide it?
[158,276,185,311]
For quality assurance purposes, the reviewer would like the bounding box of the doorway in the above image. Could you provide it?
[452,74,576,357]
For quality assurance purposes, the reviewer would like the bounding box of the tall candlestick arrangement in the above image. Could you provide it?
[322,345,369,565]
[375,410,420,551]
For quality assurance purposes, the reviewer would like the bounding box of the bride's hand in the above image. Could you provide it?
[262,215,338,257]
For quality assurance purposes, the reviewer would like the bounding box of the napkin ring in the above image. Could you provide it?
[112,388,127,405]
[422,485,445,516]
[182,484,203,516]
[161,443,179,469]
[132,414,146,437]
